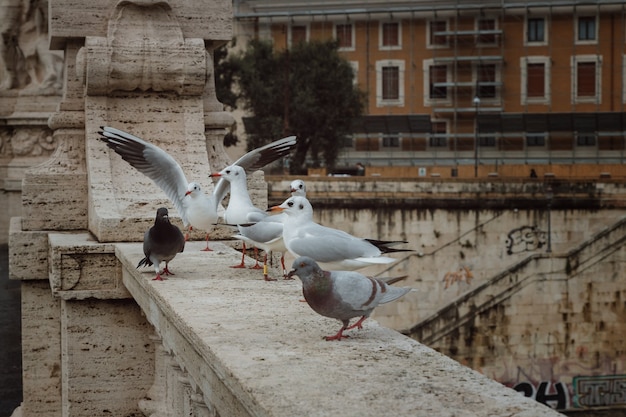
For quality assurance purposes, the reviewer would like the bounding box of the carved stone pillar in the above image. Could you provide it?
[9,0,234,416]
[75,0,234,241]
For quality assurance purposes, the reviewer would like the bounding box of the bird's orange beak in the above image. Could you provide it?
[267,206,284,214]
[209,173,221,178]
[185,191,191,196]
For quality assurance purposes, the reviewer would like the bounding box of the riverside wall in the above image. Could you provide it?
[266,176,626,415]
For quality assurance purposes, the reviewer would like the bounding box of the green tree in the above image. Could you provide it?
[215,39,365,173]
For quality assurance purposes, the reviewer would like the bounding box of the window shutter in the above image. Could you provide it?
[577,62,596,97]
[527,63,545,97]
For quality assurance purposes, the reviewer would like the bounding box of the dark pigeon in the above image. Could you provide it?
[138,207,185,281]
[287,256,413,341]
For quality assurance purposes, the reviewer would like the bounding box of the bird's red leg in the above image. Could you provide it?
[281,254,293,280]
[152,266,167,281]
[162,263,175,276]
[201,232,212,252]
[324,326,349,341]
[250,248,262,269]
[184,226,192,242]
[346,316,367,331]
[230,243,247,268]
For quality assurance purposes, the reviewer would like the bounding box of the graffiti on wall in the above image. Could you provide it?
[505,226,546,255]
[442,266,473,289]
[513,381,569,410]
[509,375,626,410]
[573,375,626,408]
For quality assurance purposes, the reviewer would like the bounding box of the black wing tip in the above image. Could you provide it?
[136,257,153,268]
[365,238,409,246]
[365,239,413,254]
[382,247,415,254]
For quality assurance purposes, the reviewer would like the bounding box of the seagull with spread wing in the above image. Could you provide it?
[99,126,296,251]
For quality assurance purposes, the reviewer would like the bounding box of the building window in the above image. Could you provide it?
[526,17,546,44]
[289,25,308,46]
[428,20,448,47]
[572,56,601,103]
[382,67,399,100]
[336,23,354,50]
[476,63,497,99]
[376,60,404,107]
[521,57,550,104]
[577,16,597,43]
[430,121,448,147]
[382,135,400,148]
[576,133,596,146]
[354,136,380,151]
[527,63,545,98]
[380,22,401,50]
[477,18,497,45]
[577,62,596,96]
[349,61,359,85]
[479,134,496,147]
[429,65,448,99]
[526,133,546,147]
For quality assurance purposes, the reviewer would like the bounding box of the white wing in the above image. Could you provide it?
[213,136,297,205]
[286,220,382,264]
[99,126,191,225]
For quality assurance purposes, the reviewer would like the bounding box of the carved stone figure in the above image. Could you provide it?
[0,0,63,95]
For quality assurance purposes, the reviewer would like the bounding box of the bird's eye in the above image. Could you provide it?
[225,170,231,174]
[287,201,294,207]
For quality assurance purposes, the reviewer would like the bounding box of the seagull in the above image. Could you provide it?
[137,207,185,281]
[287,256,412,341]
[209,164,267,225]
[209,164,272,269]
[231,179,308,280]
[289,178,307,196]
[99,126,296,251]
[268,196,411,271]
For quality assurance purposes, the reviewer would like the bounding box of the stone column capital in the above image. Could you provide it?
[76,2,208,96]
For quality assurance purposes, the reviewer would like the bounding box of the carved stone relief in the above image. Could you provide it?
[0,126,55,157]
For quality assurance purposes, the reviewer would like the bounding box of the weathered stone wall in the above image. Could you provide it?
[266,177,626,414]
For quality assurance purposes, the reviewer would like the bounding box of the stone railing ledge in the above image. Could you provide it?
[115,240,563,417]
[48,232,129,300]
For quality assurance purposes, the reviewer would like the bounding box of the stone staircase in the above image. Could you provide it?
[404,215,626,345]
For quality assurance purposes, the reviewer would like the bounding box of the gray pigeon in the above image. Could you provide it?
[287,256,412,341]
[138,207,185,281]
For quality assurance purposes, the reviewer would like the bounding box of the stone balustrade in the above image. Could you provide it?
[9,217,564,416]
